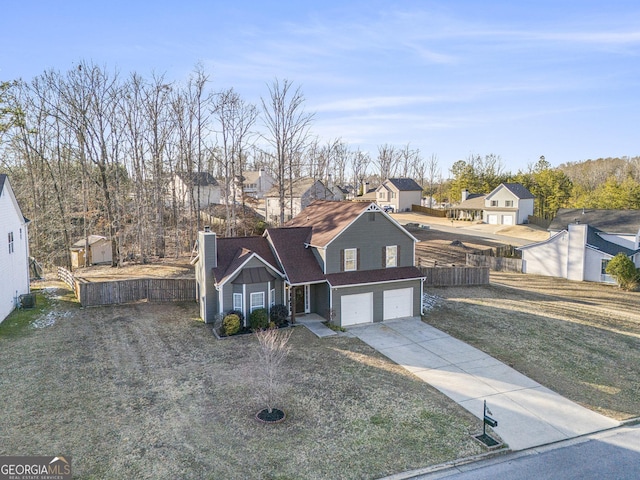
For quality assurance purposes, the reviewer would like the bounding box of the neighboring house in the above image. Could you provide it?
[449,189,485,221]
[483,183,534,225]
[519,208,640,283]
[237,169,276,200]
[264,178,334,224]
[195,200,425,327]
[376,178,423,212]
[0,175,31,324]
[70,235,113,268]
[172,172,221,208]
[449,183,534,224]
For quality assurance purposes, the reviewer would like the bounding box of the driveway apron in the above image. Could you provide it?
[349,317,619,451]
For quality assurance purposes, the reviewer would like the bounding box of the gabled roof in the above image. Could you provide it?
[213,236,282,285]
[177,172,219,187]
[241,170,273,184]
[0,174,6,194]
[264,178,329,198]
[71,235,108,248]
[486,183,535,200]
[586,226,638,257]
[549,209,640,234]
[285,200,376,247]
[265,227,326,285]
[383,178,423,192]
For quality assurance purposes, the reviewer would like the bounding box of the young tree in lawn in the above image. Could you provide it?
[254,327,292,421]
[261,79,314,226]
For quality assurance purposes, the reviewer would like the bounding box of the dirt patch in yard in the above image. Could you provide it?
[0,285,485,479]
[424,272,640,421]
[71,257,195,281]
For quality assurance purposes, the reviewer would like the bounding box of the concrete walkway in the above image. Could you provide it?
[295,314,337,338]
[349,317,619,451]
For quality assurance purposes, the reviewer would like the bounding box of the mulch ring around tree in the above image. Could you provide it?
[255,408,286,424]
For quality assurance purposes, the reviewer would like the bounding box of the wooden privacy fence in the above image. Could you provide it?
[419,266,489,286]
[411,204,448,217]
[466,253,523,273]
[57,267,196,307]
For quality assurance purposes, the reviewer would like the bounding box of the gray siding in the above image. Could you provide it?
[311,282,330,319]
[332,279,421,325]
[326,212,414,273]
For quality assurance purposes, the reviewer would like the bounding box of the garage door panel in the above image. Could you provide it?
[488,214,498,225]
[383,288,413,320]
[341,293,373,326]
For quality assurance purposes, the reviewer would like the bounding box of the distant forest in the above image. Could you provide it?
[1,63,638,268]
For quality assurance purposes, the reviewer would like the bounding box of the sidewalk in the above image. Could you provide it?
[349,317,619,451]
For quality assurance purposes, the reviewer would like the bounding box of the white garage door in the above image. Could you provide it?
[487,214,498,225]
[341,293,373,326]
[502,215,513,225]
[383,288,413,320]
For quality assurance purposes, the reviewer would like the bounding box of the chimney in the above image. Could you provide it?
[196,229,217,324]
[461,189,469,202]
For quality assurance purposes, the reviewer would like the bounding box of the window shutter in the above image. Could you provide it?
[397,245,401,266]
[356,248,360,270]
[382,246,386,268]
[340,249,344,272]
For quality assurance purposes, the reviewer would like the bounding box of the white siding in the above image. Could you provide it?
[0,179,30,323]
[521,231,569,278]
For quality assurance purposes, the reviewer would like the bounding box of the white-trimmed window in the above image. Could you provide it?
[386,245,398,267]
[233,293,243,311]
[250,292,265,312]
[270,288,276,306]
[344,248,357,271]
[8,232,14,254]
[490,200,498,207]
[505,200,513,207]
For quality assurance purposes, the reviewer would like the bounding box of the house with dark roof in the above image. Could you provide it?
[172,171,221,208]
[0,175,31,324]
[195,200,425,327]
[449,183,535,224]
[375,178,423,212]
[518,209,640,283]
[264,178,335,224]
[482,183,535,225]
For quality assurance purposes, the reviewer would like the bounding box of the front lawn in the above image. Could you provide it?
[424,272,640,421]
[0,283,484,479]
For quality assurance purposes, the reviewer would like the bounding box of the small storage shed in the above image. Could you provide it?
[71,235,112,268]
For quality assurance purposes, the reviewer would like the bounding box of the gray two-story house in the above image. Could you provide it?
[195,200,424,327]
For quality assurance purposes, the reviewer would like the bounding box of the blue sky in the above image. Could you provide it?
[2,1,640,176]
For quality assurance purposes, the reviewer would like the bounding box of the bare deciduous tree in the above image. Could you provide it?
[261,79,314,225]
[254,327,292,415]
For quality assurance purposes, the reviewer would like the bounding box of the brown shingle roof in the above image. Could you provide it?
[265,227,326,284]
[326,266,424,287]
[213,236,282,284]
[285,200,372,247]
[549,209,640,234]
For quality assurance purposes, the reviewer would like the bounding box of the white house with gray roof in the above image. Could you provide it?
[519,209,640,283]
[483,183,535,225]
[375,178,423,212]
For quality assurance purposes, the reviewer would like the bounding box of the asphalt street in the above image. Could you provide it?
[408,424,640,480]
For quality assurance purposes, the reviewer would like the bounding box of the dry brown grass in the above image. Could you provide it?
[424,272,640,421]
[0,284,484,479]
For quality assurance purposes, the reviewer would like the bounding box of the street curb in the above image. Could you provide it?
[382,422,639,480]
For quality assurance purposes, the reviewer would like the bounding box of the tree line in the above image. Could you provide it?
[0,62,438,268]
[443,154,640,218]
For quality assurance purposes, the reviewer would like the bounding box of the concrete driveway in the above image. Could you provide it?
[349,317,619,451]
